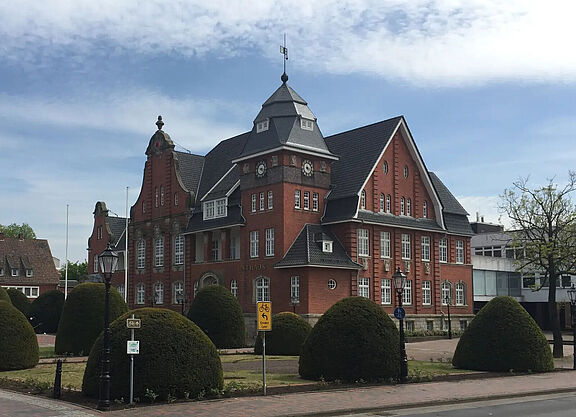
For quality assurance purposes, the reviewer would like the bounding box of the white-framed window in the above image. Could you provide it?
[268,191,273,209]
[203,197,228,220]
[456,240,464,264]
[439,238,448,263]
[174,234,184,265]
[256,119,269,133]
[403,280,412,305]
[328,279,337,289]
[295,190,301,209]
[204,201,214,219]
[401,234,411,260]
[423,201,428,218]
[360,190,366,209]
[323,241,333,253]
[403,165,409,178]
[380,231,391,258]
[259,192,265,211]
[422,280,431,305]
[216,199,226,217]
[386,194,391,213]
[155,187,159,207]
[230,233,240,260]
[265,228,274,256]
[26,268,33,277]
[291,276,300,301]
[136,283,145,304]
[137,239,146,269]
[155,236,164,267]
[400,197,405,215]
[160,185,165,206]
[358,229,369,257]
[407,198,411,216]
[455,282,465,305]
[97,226,102,240]
[379,193,384,212]
[193,281,199,298]
[421,236,430,261]
[256,277,270,302]
[383,160,388,174]
[250,230,259,258]
[358,277,370,298]
[172,281,184,304]
[94,255,98,273]
[301,118,314,130]
[3,286,40,298]
[251,194,256,212]
[312,193,319,211]
[441,281,452,305]
[381,278,391,304]
[154,282,164,304]
[230,279,238,297]
[174,193,179,206]
[460,320,468,331]
[211,233,221,261]
[405,321,415,332]
[11,268,18,277]
[303,191,310,210]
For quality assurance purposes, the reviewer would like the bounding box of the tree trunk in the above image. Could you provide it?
[549,270,564,358]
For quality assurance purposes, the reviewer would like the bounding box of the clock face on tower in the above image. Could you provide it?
[302,160,314,176]
[255,161,267,178]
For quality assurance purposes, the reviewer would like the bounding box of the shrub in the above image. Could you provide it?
[6,288,31,317]
[254,312,312,355]
[0,300,39,370]
[299,297,400,382]
[187,285,245,348]
[452,296,553,372]
[28,289,64,333]
[0,286,11,304]
[82,308,223,401]
[55,283,128,355]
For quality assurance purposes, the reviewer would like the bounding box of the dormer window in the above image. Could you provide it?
[203,198,227,220]
[315,232,333,253]
[301,118,314,131]
[26,269,33,277]
[323,241,333,253]
[11,268,19,277]
[0,268,4,276]
[256,119,269,133]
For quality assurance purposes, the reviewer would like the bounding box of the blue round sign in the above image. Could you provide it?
[394,307,406,320]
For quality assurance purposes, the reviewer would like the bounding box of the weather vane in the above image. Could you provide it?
[280,33,288,83]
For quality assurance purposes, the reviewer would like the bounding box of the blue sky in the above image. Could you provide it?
[1,0,575,264]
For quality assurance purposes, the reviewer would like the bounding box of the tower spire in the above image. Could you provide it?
[280,33,288,83]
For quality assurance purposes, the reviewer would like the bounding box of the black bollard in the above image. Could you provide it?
[53,359,62,399]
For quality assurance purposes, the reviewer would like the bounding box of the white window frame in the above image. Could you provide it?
[386,194,391,213]
[154,282,164,304]
[312,193,319,211]
[26,268,33,277]
[422,280,431,305]
[358,229,369,257]
[381,278,391,304]
[3,286,40,298]
[380,231,391,258]
[407,198,411,216]
[401,234,411,260]
[455,282,465,306]
[383,160,388,174]
[160,185,165,206]
[456,240,464,264]
[265,228,274,257]
[250,230,259,258]
[268,191,273,209]
[172,281,184,304]
[256,119,269,133]
[137,239,146,269]
[230,279,238,297]
[136,283,145,305]
[11,268,18,277]
[291,276,300,301]
[259,192,265,211]
[203,198,227,220]
[441,281,452,305]
[358,277,370,298]
[211,233,221,261]
[295,190,301,209]
[423,201,428,218]
[379,193,384,212]
[94,255,98,273]
[155,236,164,267]
[251,194,256,213]
[439,238,448,263]
[322,241,333,253]
[403,280,412,305]
[300,118,314,131]
[328,279,337,289]
[174,234,184,265]
[256,277,270,302]
[361,190,366,210]
[174,193,179,206]
[421,236,430,261]
[303,191,310,210]
[400,197,405,215]
[155,187,159,207]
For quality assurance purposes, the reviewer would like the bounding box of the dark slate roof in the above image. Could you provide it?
[357,211,446,232]
[428,172,468,215]
[175,151,205,197]
[275,224,361,269]
[186,205,244,234]
[0,237,60,285]
[202,165,240,201]
[442,213,473,236]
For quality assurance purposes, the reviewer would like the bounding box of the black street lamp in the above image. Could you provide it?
[97,243,118,411]
[567,284,576,370]
[393,267,408,383]
[443,286,453,340]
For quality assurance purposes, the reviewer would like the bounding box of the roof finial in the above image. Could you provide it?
[280,33,288,84]
[156,115,164,130]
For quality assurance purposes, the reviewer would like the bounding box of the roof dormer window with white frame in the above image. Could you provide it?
[300,118,314,131]
[203,198,228,220]
[256,119,269,133]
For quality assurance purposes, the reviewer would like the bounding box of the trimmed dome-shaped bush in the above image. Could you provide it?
[29,289,64,333]
[82,308,223,401]
[188,285,245,348]
[453,296,553,372]
[0,300,39,370]
[299,297,400,382]
[255,312,312,355]
[7,288,31,317]
[0,286,11,304]
[55,283,128,355]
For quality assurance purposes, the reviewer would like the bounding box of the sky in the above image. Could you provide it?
[1,0,575,264]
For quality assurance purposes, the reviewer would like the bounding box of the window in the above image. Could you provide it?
[301,118,314,130]
[173,281,184,304]
[443,318,450,331]
[174,193,179,206]
[117,284,125,300]
[439,238,448,263]
[383,160,388,174]
[160,186,165,206]
[405,321,415,332]
[441,281,452,305]
[136,283,145,304]
[358,229,369,257]
[250,231,259,258]
[193,281,199,298]
[174,234,184,265]
[154,282,164,304]
[380,231,391,258]
[323,241,333,253]
[360,190,366,210]
[422,280,431,305]
[0,268,3,276]
[97,226,102,240]
[155,187,159,207]
[295,190,301,209]
[268,191,273,209]
[256,277,270,302]
[291,276,300,301]
[230,233,240,260]
[204,201,215,219]
[5,286,40,298]
[381,279,391,304]
[455,282,465,305]
[216,199,226,217]
[403,280,412,305]
[403,165,409,178]
[265,228,274,256]
[94,255,98,273]
[26,268,33,277]
[137,239,146,269]
[303,191,310,210]
[456,240,464,264]
[312,193,319,211]
[230,279,238,297]
[400,197,405,215]
[256,119,269,133]
[423,201,427,218]
[401,234,411,260]
[358,277,370,298]
[328,279,337,290]
[459,320,468,331]
[407,198,411,216]
[251,194,256,212]
[259,192,265,211]
[142,202,146,213]
[155,236,164,267]
[204,198,227,219]
[211,233,221,261]
[421,236,430,261]
[427,321,434,331]
[11,268,19,277]
[386,194,391,213]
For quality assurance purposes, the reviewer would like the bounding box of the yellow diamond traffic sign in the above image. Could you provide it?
[257,302,272,331]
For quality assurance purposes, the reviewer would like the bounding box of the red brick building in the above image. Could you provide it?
[88,74,474,338]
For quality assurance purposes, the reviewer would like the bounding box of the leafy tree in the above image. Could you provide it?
[500,171,576,358]
[60,261,88,282]
[0,223,36,239]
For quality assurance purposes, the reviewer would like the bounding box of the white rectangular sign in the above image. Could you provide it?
[127,340,140,355]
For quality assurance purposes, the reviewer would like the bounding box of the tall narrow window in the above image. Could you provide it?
[303,191,310,210]
[422,280,431,305]
[386,194,391,213]
[268,191,273,209]
[265,228,274,256]
[174,234,184,265]
[291,276,300,302]
[136,283,145,304]
[379,193,384,212]
[93,255,98,273]
[407,198,411,216]
[155,187,159,207]
[155,236,164,267]
[116,284,125,300]
[251,193,256,212]
[230,279,238,297]
[154,282,164,304]
[174,193,179,206]
[312,193,319,211]
[439,238,448,263]
[421,236,430,261]
[401,197,405,215]
[358,277,370,298]
[401,234,411,260]
[160,186,165,206]
[361,190,366,209]
[211,233,221,261]
[137,239,146,269]
[172,281,184,304]
[259,192,265,211]
[455,282,465,305]
[256,277,270,302]
[381,279,391,304]
[383,160,388,174]
[456,240,464,264]
[441,281,452,305]
[403,280,412,305]
[358,229,369,257]
[423,201,428,218]
[250,231,259,258]
[380,231,391,258]
[295,190,301,209]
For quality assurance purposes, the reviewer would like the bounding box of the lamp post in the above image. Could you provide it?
[290,296,300,314]
[567,284,576,370]
[443,282,453,339]
[97,243,118,411]
[393,267,408,383]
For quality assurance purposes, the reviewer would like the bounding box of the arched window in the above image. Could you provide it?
[386,194,391,213]
[230,279,238,298]
[383,160,388,174]
[403,165,409,178]
[155,236,164,267]
[256,277,270,302]
[360,190,366,210]
[441,281,452,305]
[423,201,428,218]
[137,239,145,269]
[400,197,405,215]
[172,281,184,304]
[455,282,465,306]
[135,283,145,305]
[379,193,384,212]
[154,282,164,304]
[174,234,184,265]
[407,198,411,216]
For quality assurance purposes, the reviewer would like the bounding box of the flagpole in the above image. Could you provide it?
[125,187,129,303]
[65,204,69,299]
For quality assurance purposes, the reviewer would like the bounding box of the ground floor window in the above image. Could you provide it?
[358,277,370,298]
[172,281,184,304]
[405,321,415,332]
[403,280,412,305]
[136,283,145,304]
[459,320,468,331]
[3,286,39,298]
[256,277,270,302]
[426,320,434,331]
[230,279,238,297]
[154,282,164,304]
[380,279,391,304]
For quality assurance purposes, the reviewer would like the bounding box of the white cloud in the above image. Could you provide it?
[1,0,575,86]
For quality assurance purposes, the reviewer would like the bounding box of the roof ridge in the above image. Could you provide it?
[324,116,403,141]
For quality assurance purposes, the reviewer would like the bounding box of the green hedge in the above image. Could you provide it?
[0,287,11,304]
[255,312,312,355]
[453,296,553,372]
[0,301,39,370]
[29,289,64,333]
[55,283,128,355]
[6,288,31,317]
[299,297,400,382]
[82,308,223,401]
[188,285,245,348]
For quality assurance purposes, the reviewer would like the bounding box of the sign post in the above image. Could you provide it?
[257,302,272,396]
[126,315,141,405]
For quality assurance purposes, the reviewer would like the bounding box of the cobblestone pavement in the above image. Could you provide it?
[0,389,97,417]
